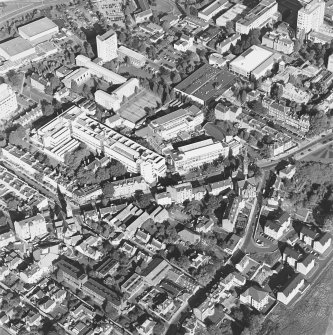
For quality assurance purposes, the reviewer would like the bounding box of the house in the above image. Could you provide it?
[264,212,291,240]
[40,299,56,313]
[155,192,172,206]
[137,318,156,335]
[313,233,332,254]
[223,234,241,255]
[208,177,233,195]
[282,245,303,268]
[296,254,315,276]
[279,165,296,179]
[222,272,246,291]
[53,289,67,303]
[299,225,320,246]
[195,217,214,233]
[222,197,244,232]
[193,299,215,322]
[178,228,201,244]
[237,178,257,199]
[240,286,272,311]
[277,274,305,305]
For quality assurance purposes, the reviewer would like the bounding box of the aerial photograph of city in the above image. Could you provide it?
[0,0,333,334]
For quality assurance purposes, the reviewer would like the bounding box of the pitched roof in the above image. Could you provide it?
[280,274,304,297]
[300,225,320,239]
[284,245,302,260]
[243,286,269,303]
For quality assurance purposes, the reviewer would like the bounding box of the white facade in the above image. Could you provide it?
[297,0,325,35]
[118,46,146,68]
[95,78,140,110]
[277,276,305,305]
[0,37,35,62]
[62,68,91,89]
[0,84,18,121]
[14,214,47,240]
[327,54,333,72]
[96,29,118,62]
[171,139,228,174]
[198,0,230,21]
[236,0,278,35]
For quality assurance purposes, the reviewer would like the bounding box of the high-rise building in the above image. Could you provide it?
[96,29,118,62]
[0,83,18,121]
[297,0,325,35]
[328,54,333,72]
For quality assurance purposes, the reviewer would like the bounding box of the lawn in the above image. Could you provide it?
[300,144,333,164]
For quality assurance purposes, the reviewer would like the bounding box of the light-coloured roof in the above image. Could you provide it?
[18,17,58,38]
[0,37,34,57]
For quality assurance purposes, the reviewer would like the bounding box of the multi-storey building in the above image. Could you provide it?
[328,53,333,72]
[216,4,247,26]
[222,196,244,232]
[117,46,146,68]
[33,106,166,183]
[14,214,47,240]
[96,29,118,62]
[240,286,272,311]
[277,274,305,305]
[166,182,193,204]
[262,31,294,55]
[170,139,229,174]
[107,176,149,198]
[149,105,203,141]
[297,0,325,35]
[56,259,87,289]
[0,83,18,121]
[236,0,278,35]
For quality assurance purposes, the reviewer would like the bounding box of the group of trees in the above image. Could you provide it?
[229,29,261,56]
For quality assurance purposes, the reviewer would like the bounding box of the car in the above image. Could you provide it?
[256,239,263,246]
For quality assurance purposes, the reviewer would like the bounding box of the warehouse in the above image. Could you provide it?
[0,37,35,61]
[18,17,59,45]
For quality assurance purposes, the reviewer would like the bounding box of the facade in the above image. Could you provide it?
[96,29,118,62]
[222,197,244,232]
[198,0,230,21]
[264,212,291,240]
[95,78,140,111]
[240,286,271,311]
[297,0,325,35]
[173,35,194,52]
[166,182,193,204]
[107,176,149,198]
[327,53,333,72]
[30,74,48,92]
[170,139,229,174]
[18,17,59,44]
[56,259,87,289]
[14,214,47,240]
[277,274,305,305]
[134,9,153,24]
[0,84,18,122]
[62,68,91,89]
[296,254,315,275]
[216,33,241,54]
[149,105,203,140]
[313,233,332,254]
[76,55,126,84]
[0,37,35,61]
[118,46,146,67]
[262,31,294,54]
[236,0,278,35]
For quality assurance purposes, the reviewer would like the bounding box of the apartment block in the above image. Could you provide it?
[0,84,18,122]
[14,214,47,240]
[96,29,118,62]
[118,46,146,68]
[297,0,325,35]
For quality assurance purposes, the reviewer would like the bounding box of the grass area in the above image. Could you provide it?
[300,144,333,164]
[266,260,333,335]
[0,327,11,335]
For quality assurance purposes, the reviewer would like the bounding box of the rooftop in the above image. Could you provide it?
[0,37,34,57]
[18,17,58,37]
[97,29,116,41]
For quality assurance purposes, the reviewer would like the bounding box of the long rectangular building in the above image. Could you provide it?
[33,106,166,183]
[198,0,230,21]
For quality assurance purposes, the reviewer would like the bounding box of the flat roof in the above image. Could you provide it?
[118,46,146,62]
[200,0,229,16]
[0,37,34,57]
[18,17,58,37]
[238,0,276,26]
[97,29,116,41]
[230,45,273,73]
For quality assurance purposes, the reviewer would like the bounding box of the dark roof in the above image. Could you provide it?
[301,254,315,266]
[265,220,281,232]
[316,232,332,245]
[300,225,320,239]
[276,211,290,225]
[140,257,164,277]
[57,259,84,279]
[283,245,302,260]
[83,279,121,306]
[280,274,304,297]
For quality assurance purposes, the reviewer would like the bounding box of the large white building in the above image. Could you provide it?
[76,55,126,84]
[297,0,325,35]
[236,0,278,35]
[170,139,229,174]
[14,214,48,240]
[229,45,281,78]
[95,78,140,111]
[0,37,35,62]
[327,53,333,72]
[0,83,18,122]
[117,46,146,68]
[18,17,59,45]
[33,106,166,183]
[198,0,230,21]
[149,105,204,140]
[96,29,118,62]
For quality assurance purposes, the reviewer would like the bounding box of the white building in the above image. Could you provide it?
[240,286,271,311]
[18,17,59,45]
[0,83,18,122]
[149,105,203,140]
[170,139,229,174]
[76,55,126,84]
[14,214,48,240]
[62,68,91,89]
[198,0,230,21]
[0,231,16,249]
[96,29,118,62]
[118,46,146,68]
[297,0,325,35]
[0,37,35,61]
[327,53,333,72]
[277,274,305,305]
[95,78,140,110]
[173,35,194,52]
[236,0,278,35]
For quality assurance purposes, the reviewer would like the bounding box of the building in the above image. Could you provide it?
[299,225,320,246]
[264,212,291,240]
[328,54,333,72]
[216,4,247,26]
[134,9,153,24]
[62,68,91,89]
[229,45,281,79]
[222,197,244,232]
[236,0,278,35]
[296,254,315,275]
[174,64,236,105]
[283,245,303,268]
[96,29,118,62]
[76,55,126,84]
[240,286,272,311]
[0,84,18,122]
[0,37,35,61]
[166,182,193,204]
[208,178,233,195]
[223,234,242,254]
[95,78,140,111]
[0,231,15,249]
[313,233,332,254]
[56,259,87,289]
[277,274,305,305]
[262,31,294,54]
[106,176,149,198]
[118,46,146,67]
[216,33,242,54]
[170,139,229,175]
[149,105,203,140]
[173,34,194,52]
[297,0,325,35]
[14,214,47,240]
[30,74,48,92]
[18,17,59,44]
[198,0,230,21]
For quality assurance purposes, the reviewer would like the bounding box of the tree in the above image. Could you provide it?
[134,190,152,209]
[308,110,329,136]
[41,99,54,116]
[171,72,181,84]
[7,69,21,87]
[322,213,333,233]
[8,126,28,148]
[102,182,115,198]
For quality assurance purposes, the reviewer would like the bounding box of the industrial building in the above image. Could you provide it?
[0,37,35,61]
[18,17,59,44]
